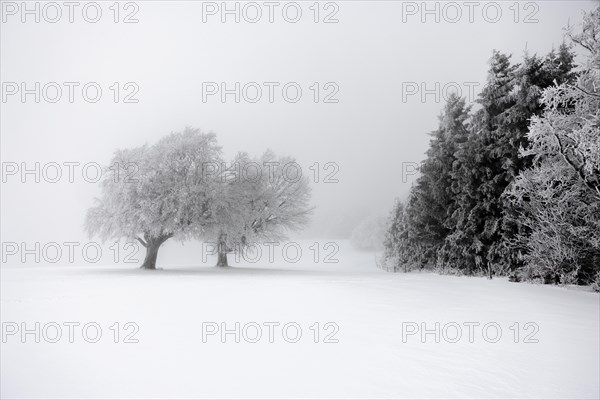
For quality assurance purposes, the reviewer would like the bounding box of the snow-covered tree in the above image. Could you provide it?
[85,128,222,269]
[382,199,409,272]
[205,151,313,266]
[505,6,600,285]
[382,95,472,272]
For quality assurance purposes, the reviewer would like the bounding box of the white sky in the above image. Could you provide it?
[1,0,597,244]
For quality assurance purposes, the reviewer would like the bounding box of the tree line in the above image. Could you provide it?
[382,7,600,289]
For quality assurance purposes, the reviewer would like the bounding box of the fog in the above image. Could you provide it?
[1,0,596,247]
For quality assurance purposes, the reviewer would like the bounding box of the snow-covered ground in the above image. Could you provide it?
[1,241,598,399]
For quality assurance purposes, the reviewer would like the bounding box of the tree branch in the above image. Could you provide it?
[137,236,148,248]
[553,131,600,199]
[575,85,600,99]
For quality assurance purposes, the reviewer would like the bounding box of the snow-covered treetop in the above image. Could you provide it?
[205,150,313,247]
[85,127,223,243]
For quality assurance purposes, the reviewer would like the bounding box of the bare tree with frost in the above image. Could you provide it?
[505,7,600,285]
[205,150,313,267]
[85,128,222,269]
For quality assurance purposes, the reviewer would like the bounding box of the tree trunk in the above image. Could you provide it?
[140,234,171,270]
[216,233,229,267]
[216,251,228,267]
[141,241,160,269]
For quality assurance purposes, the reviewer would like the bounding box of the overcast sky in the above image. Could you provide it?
[1,0,597,248]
